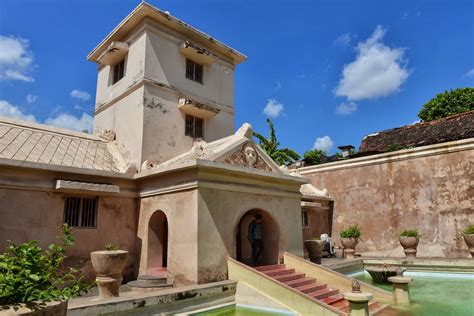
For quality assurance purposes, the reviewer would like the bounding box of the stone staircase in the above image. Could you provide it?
[127,267,173,290]
[255,264,388,315]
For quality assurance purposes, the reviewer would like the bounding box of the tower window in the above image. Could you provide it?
[185,115,203,138]
[112,59,125,84]
[186,59,203,83]
[63,196,98,228]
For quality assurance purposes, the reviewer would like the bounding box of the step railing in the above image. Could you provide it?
[283,252,393,304]
[228,257,345,316]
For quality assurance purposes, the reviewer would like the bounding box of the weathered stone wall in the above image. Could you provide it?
[300,139,474,258]
[0,189,139,281]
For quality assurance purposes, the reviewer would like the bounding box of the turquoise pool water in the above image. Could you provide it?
[349,270,474,316]
[191,304,295,315]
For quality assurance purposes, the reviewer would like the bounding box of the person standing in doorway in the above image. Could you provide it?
[248,214,264,266]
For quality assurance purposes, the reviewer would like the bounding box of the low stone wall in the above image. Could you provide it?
[299,139,474,259]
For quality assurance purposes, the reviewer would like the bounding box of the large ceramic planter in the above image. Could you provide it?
[1,300,68,315]
[464,234,474,258]
[91,250,128,299]
[341,237,358,259]
[304,240,325,264]
[399,236,419,260]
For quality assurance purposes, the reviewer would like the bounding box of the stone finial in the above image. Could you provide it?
[396,267,404,276]
[236,123,253,139]
[351,279,361,293]
[98,129,116,141]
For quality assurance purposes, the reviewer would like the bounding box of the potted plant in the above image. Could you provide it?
[0,224,88,315]
[460,224,474,258]
[90,243,128,299]
[340,225,361,259]
[399,230,421,259]
[304,237,326,264]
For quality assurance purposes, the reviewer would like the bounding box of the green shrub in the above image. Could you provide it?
[303,149,326,165]
[400,229,421,238]
[0,224,89,305]
[418,87,474,122]
[462,224,474,236]
[105,243,117,251]
[340,225,362,239]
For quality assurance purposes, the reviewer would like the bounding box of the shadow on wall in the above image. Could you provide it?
[236,209,279,265]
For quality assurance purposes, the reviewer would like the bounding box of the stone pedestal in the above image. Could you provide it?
[343,292,373,316]
[345,248,356,259]
[388,276,412,305]
[96,275,123,299]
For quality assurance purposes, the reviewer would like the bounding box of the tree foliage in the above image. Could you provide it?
[0,224,89,305]
[253,118,300,165]
[303,149,327,165]
[418,87,474,122]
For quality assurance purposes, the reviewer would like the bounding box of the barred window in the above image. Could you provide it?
[112,59,125,84]
[302,210,309,227]
[64,196,98,228]
[185,115,203,138]
[185,59,203,83]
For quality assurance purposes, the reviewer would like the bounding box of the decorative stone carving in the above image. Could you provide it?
[98,129,116,141]
[191,140,212,159]
[141,160,157,171]
[223,143,272,172]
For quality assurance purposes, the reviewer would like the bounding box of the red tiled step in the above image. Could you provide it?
[255,264,286,272]
[263,268,295,277]
[283,277,315,288]
[295,282,327,294]
[329,298,349,310]
[321,294,345,305]
[307,288,339,300]
[274,272,306,282]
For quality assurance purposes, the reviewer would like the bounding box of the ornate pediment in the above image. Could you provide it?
[221,142,273,172]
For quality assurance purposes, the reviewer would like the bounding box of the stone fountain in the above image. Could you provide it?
[365,264,404,283]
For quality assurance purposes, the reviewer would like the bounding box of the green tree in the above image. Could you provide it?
[303,149,327,165]
[418,87,474,122]
[253,118,300,165]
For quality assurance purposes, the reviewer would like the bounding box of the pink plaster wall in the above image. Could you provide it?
[303,147,474,258]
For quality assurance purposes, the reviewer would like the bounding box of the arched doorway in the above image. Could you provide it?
[236,209,279,266]
[147,210,168,275]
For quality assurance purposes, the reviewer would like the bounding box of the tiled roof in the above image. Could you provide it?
[0,118,126,173]
[360,110,474,153]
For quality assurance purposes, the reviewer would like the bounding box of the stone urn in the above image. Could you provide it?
[304,239,326,264]
[341,237,358,259]
[463,234,474,258]
[90,250,129,299]
[1,300,68,315]
[399,237,419,260]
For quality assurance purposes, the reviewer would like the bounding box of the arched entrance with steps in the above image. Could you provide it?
[147,210,168,277]
[235,208,280,266]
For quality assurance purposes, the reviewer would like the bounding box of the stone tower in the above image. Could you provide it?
[87,2,246,170]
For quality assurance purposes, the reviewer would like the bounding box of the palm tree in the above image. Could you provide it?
[253,118,300,165]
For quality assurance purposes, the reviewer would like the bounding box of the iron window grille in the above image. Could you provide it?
[63,196,98,228]
[185,115,204,138]
[185,58,203,83]
[302,210,309,227]
[112,59,125,84]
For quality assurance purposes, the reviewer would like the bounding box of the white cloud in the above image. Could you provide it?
[71,90,91,101]
[334,25,410,101]
[336,102,358,115]
[0,35,34,82]
[0,100,37,122]
[26,94,38,104]
[334,33,352,46]
[464,69,474,78]
[263,98,284,118]
[313,136,334,152]
[45,112,93,133]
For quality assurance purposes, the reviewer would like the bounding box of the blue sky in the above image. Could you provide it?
[0,0,473,155]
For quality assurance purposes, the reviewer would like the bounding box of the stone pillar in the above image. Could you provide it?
[388,267,412,305]
[343,280,373,316]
